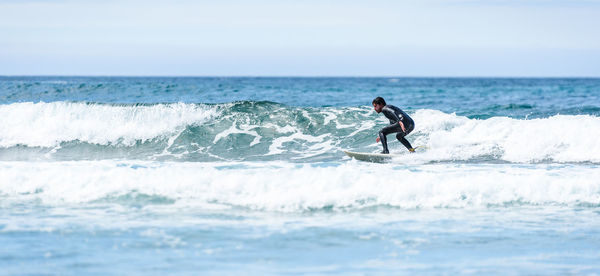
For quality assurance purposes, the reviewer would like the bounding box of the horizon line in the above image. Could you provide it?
[2,75,600,79]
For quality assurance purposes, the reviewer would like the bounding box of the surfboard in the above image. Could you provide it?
[343,150,396,163]
[343,146,428,163]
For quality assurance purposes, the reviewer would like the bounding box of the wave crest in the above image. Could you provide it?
[0,102,217,147]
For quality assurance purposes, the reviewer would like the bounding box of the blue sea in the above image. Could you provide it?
[1,77,600,275]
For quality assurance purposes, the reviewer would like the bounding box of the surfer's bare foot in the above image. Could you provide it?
[409,148,415,153]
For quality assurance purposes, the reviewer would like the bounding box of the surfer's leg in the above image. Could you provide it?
[396,123,415,151]
[396,134,413,150]
[378,129,389,154]
[379,124,402,154]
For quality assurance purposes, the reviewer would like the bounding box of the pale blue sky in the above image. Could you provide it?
[1,0,599,76]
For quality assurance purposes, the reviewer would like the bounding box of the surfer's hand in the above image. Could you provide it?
[399,122,406,132]
[376,137,380,143]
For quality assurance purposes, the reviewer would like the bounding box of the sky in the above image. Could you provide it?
[1,0,599,76]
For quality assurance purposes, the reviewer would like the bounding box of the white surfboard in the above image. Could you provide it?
[343,150,397,163]
[343,146,427,163]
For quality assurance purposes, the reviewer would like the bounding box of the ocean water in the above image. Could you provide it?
[1,77,600,274]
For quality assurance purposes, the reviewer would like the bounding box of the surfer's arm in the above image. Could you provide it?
[398,121,406,132]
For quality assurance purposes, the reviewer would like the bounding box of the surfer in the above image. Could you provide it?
[372,97,415,154]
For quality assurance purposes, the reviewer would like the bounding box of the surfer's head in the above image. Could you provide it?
[372,97,386,113]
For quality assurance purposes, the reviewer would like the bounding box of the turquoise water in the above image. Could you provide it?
[1,77,600,274]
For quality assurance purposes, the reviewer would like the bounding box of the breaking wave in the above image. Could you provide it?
[1,101,599,163]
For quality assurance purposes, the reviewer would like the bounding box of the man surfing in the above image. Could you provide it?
[372,97,415,154]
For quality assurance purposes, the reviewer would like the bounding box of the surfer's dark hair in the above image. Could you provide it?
[372,97,386,106]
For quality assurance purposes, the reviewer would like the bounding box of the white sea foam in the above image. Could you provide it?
[1,161,599,211]
[409,109,600,163]
[267,133,331,156]
[0,102,217,147]
[213,121,262,146]
[364,109,600,164]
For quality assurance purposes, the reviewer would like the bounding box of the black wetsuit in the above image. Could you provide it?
[379,105,414,153]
